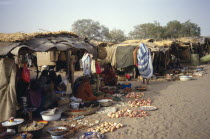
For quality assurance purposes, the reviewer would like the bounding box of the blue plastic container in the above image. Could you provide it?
[122,83,131,89]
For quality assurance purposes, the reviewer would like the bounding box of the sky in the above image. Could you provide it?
[0,0,210,36]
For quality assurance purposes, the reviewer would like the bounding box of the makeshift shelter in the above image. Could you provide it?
[103,39,173,75]
[0,31,98,122]
[175,37,210,64]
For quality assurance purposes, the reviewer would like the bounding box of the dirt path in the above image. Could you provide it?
[40,65,210,139]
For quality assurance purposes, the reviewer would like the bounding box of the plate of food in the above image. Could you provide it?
[2,118,24,127]
[78,132,104,139]
[47,126,68,136]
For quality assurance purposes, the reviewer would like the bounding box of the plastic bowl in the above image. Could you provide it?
[40,111,61,121]
[179,75,192,81]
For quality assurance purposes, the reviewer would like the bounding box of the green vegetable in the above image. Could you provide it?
[93,91,104,96]
[113,96,121,101]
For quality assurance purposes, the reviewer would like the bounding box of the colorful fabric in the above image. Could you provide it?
[137,43,153,79]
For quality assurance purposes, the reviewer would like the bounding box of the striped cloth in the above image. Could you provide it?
[137,43,153,79]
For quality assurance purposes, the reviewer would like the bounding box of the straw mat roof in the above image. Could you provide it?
[0,31,78,42]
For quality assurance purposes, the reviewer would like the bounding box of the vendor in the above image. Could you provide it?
[74,76,97,101]
[101,63,117,86]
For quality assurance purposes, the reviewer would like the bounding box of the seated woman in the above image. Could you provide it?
[101,63,117,86]
[74,76,97,101]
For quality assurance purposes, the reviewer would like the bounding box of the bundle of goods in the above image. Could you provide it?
[107,108,149,118]
[127,98,152,107]
[87,122,123,134]
[125,92,144,99]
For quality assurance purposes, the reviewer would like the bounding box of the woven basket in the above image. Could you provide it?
[63,106,100,116]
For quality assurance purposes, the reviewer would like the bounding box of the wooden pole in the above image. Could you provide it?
[70,55,75,90]
[66,50,72,94]
[96,47,100,92]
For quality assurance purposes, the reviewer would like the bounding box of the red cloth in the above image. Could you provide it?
[76,82,97,101]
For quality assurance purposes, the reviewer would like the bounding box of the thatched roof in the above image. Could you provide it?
[176,37,206,45]
[0,31,79,42]
[0,31,97,57]
[153,40,175,47]
[122,39,154,44]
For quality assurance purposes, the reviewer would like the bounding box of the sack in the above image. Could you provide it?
[21,64,30,83]
[95,61,102,74]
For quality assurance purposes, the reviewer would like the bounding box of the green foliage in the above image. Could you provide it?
[71,19,201,42]
[129,20,200,39]
[71,19,111,41]
[109,29,126,43]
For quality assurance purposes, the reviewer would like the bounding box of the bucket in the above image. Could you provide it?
[200,54,210,63]
[191,54,200,66]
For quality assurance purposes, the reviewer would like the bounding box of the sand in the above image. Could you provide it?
[40,65,210,139]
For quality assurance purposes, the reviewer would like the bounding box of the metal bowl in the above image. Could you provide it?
[47,127,67,136]
[97,99,113,107]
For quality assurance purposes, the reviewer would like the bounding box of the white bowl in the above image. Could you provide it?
[179,76,192,81]
[40,111,61,121]
[97,99,113,103]
[70,103,80,109]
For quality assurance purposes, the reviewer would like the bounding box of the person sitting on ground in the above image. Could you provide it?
[74,76,97,101]
[101,63,117,86]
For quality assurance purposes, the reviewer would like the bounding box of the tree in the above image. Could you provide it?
[129,20,201,39]
[129,21,165,39]
[109,29,126,43]
[71,19,111,41]
[165,20,182,38]
[181,20,200,37]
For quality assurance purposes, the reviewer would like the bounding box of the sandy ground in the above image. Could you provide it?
[40,65,210,139]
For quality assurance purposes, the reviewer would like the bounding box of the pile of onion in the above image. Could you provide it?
[87,122,123,133]
[125,92,144,98]
[127,98,152,107]
[107,108,149,118]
